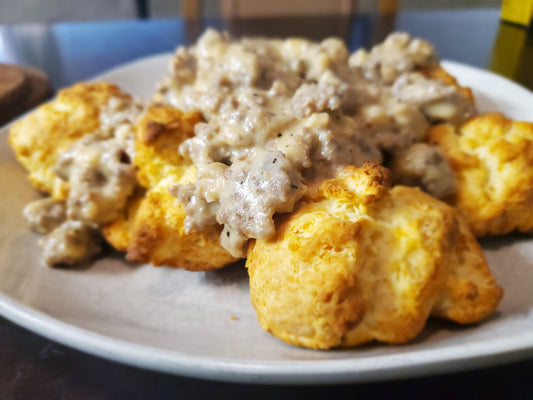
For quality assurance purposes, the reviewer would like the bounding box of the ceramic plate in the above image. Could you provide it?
[1,55,533,384]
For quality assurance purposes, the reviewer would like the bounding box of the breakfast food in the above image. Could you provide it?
[248,163,502,349]
[9,82,131,199]
[7,29,513,349]
[431,213,504,324]
[133,104,200,189]
[427,113,533,236]
[9,81,143,266]
[156,29,475,259]
[104,104,237,270]
[125,175,237,270]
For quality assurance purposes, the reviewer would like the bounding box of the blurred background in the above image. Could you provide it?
[0,0,531,123]
[0,0,502,23]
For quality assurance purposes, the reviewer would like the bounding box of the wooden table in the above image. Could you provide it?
[1,9,533,399]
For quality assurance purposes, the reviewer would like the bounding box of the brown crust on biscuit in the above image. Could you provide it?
[432,214,503,323]
[101,187,145,252]
[125,179,236,271]
[143,121,166,144]
[8,81,130,199]
[134,105,201,189]
[428,113,533,236]
[248,164,502,349]
[305,162,391,209]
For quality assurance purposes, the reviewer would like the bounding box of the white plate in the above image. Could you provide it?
[1,55,533,385]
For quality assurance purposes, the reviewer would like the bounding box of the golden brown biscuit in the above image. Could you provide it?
[8,82,131,199]
[248,210,364,349]
[247,164,388,349]
[102,169,232,270]
[134,104,201,189]
[103,104,228,270]
[101,187,146,252]
[125,176,237,271]
[248,163,502,349]
[104,105,232,270]
[427,113,533,236]
[431,215,503,323]
[248,164,452,349]
[340,185,457,347]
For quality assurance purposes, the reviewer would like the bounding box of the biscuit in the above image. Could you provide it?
[248,163,502,349]
[125,176,237,271]
[427,113,533,236]
[247,164,387,349]
[431,215,503,323]
[109,105,236,270]
[8,82,131,199]
[101,187,146,252]
[340,185,456,347]
[134,104,201,189]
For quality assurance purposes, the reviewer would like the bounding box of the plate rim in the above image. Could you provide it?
[2,291,533,384]
[1,55,533,385]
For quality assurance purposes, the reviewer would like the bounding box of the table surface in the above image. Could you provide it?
[1,8,533,399]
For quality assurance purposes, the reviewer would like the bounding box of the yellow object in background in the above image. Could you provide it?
[489,20,533,91]
[490,23,527,79]
[501,0,533,26]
